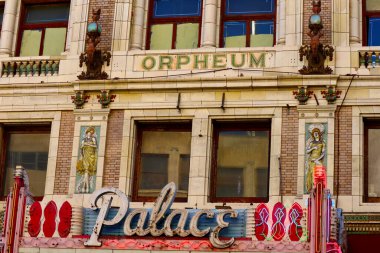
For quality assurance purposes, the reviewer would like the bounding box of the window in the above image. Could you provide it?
[147,0,202,50]
[1,125,51,200]
[364,0,380,46]
[210,120,271,203]
[0,6,4,33]
[132,122,191,202]
[16,1,70,56]
[221,0,275,48]
[364,119,380,202]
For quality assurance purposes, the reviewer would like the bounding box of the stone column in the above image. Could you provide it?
[349,0,360,45]
[69,0,90,55]
[277,0,286,45]
[112,0,132,51]
[201,0,218,48]
[0,0,20,56]
[65,1,75,52]
[130,0,146,50]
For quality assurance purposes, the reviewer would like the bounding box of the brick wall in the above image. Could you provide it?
[103,110,124,187]
[303,0,332,45]
[54,111,75,195]
[281,107,299,195]
[334,106,352,196]
[88,0,115,52]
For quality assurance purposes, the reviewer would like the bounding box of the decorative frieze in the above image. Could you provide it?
[20,237,310,251]
[345,214,380,234]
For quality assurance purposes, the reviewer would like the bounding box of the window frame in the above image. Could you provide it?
[146,0,203,50]
[15,0,70,56]
[132,121,192,202]
[0,4,4,34]
[362,0,380,46]
[363,118,380,203]
[0,124,51,201]
[220,0,276,48]
[210,120,271,203]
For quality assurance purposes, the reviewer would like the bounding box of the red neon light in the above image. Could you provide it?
[314,165,326,187]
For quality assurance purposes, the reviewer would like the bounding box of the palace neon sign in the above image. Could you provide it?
[84,182,238,249]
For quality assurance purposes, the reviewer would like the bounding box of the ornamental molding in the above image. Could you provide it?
[344,214,380,234]
[20,237,309,252]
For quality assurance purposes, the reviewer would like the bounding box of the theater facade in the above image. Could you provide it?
[0,0,379,253]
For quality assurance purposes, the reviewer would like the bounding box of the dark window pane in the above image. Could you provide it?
[37,152,49,170]
[224,21,246,47]
[253,20,274,34]
[216,167,244,197]
[368,129,380,197]
[255,168,269,197]
[215,129,270,199]
[0,7,4,26]
[140,153,168,190]
[20,152,37,169]
[153,0,201,17]
[226,0,274,15]
[368,18,380,46]
[25,4,70,24]
[179,154,190,191]
[136,126,192,200]
[3,133,50,197]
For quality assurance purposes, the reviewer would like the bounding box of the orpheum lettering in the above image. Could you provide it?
[137,52,267,71]
[85,182,238,249]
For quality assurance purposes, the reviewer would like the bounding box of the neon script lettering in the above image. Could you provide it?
[85,182,238,249]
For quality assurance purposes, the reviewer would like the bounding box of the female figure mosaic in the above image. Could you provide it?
[76,126,98,193]
[305,124,326,192]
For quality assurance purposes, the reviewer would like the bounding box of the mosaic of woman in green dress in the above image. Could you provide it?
[76,126,98,193]
[305,126,326,193]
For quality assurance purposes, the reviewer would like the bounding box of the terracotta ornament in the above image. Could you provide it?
[299,0,334,74]
[78,9,111,80]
